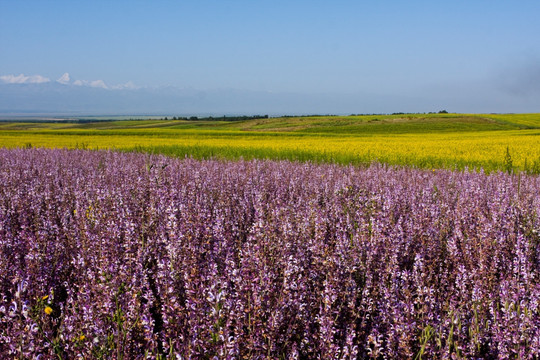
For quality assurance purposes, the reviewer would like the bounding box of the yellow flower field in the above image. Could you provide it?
[1,113,540,172]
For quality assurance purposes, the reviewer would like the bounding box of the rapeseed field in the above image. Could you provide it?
[1,113,540,172]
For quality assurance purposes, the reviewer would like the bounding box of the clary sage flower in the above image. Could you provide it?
[0,148,538,359]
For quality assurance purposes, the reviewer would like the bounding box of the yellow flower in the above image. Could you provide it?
[44,306,53,315]
[42,295,49,300]
[79,335,85,341]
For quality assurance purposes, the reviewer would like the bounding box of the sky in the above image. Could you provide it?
[1,0,540,114]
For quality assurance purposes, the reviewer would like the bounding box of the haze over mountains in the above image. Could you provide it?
[0,72,538,116]
[0,75,409,116]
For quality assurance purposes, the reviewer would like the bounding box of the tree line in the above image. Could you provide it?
[162,115,269,121]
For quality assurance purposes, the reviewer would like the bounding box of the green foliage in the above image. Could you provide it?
[504,146,513,174]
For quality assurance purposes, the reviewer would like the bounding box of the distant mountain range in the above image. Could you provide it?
[1,79,536,116]
[0,81,430,116]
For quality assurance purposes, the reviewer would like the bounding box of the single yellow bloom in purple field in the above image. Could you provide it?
[42,295,49,300]
[44,306,53,315]
[79,335,85,341]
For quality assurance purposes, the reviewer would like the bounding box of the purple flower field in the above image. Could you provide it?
[0,148,538,359]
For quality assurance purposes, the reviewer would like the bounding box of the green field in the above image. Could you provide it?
[2,113,540,172]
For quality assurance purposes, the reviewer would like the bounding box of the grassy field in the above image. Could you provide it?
[1,113,540,172]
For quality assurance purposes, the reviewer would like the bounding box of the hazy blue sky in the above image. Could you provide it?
[1,0,540,113]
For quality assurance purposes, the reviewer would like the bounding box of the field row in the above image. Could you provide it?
[2,128,540,172]
[1,113,540,172]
